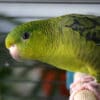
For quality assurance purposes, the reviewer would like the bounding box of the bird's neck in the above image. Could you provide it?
[36,43,75,71]
[37,44,89,73]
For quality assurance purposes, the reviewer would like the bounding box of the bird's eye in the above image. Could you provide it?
[22,32,30,40]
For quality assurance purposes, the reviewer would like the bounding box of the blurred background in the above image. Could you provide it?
[0,0,100,100]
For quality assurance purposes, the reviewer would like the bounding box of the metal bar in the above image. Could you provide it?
[0,16,51,19]
[2,94,68,100]
[2,94,51,100]
[0,79,66,84]
[0,1,100,4]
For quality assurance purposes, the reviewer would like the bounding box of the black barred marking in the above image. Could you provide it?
[65,16,100,44]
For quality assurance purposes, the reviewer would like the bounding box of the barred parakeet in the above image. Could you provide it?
[5,14,100,82]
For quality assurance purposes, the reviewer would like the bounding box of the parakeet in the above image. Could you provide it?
[5,14,100,82]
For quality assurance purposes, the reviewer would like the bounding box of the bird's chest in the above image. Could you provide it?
[44,55,88,73]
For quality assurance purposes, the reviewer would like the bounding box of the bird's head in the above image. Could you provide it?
[5,20,53,61]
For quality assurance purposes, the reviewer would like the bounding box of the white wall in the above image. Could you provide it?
[0,3,100,33]
[0,3,100,17]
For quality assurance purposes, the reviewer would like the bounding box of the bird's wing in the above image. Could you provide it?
[64,15,100,45]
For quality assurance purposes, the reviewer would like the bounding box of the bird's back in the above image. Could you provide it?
[56,14,100,78]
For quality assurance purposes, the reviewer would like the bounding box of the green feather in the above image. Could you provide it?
[5,14,100,82]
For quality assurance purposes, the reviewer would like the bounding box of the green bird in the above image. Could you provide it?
[5,14,100,82]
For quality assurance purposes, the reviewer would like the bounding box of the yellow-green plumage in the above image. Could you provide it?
[5,14,100,82]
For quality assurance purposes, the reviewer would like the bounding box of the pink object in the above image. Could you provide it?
[9,44,20,61]
[69,74,100,100]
